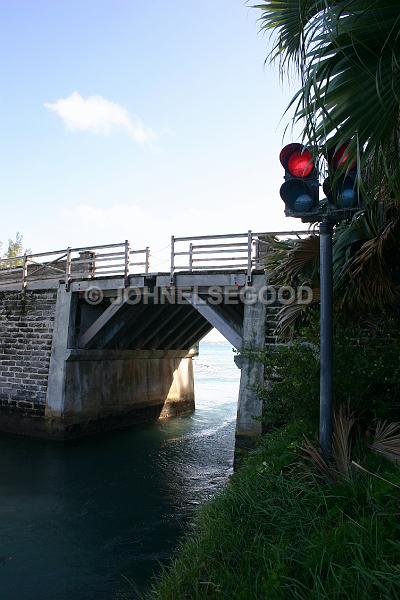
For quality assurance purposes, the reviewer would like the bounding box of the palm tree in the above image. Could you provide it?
[255,0,400,199]
[256,2,400,331]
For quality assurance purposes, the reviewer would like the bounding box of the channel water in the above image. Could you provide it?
[0,341,239,600]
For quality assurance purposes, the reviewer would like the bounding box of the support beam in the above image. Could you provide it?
[146,305,192,349]
[79,294,138,349]
[102,303,151,350]
[184,321,213,350]
[169,312,208,349]
[140,305,192,348]
[117,304,170,350]
[186,293,243,349]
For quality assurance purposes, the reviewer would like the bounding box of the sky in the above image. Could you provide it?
[0,0,307,274]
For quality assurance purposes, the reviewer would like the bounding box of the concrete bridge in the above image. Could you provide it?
[0,231,305,445]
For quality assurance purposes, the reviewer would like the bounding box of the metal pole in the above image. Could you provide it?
[170,235,175,285]
[22,253,28,290]
[247,230,252,283]
[65,247,72,291]
[319,219,333,460]
[189,243,193,272]
[124,240,130,286]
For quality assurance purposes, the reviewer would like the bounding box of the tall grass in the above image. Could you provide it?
[148,423,400,599]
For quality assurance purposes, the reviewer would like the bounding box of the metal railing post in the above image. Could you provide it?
[124,240,130,286]
[145,247,150,274]
[247,230,252,283]
[254,236,260,269]
[189,242,193,272]
[170,235,175,284]
[92,251,96,278]
[22,253,28,290]
[65,247,72,290]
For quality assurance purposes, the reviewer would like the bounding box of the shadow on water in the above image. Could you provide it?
[0,341,239,600]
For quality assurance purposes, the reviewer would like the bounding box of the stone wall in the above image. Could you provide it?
[0,290,57,421]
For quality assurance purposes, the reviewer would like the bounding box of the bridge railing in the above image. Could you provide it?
[0,241,150,288]
[170,230,309,282]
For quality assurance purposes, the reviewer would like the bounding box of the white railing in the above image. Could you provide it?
[170,230,308,282]
[0,230,310,289]
[0,241,150,288]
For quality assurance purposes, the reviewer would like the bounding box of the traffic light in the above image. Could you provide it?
[279,143,319,218]
[323,143,362,210]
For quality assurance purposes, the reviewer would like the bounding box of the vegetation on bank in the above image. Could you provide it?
[147,318,400,599]
[147,3,400,597]
[148,420,400,599]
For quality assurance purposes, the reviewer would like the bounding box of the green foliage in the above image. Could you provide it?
[4,232,24,259]
[259,316,400,429]
[0,233,27,268]
[256,1,400,199]
[148,424,400,599]
[264,202,400,334]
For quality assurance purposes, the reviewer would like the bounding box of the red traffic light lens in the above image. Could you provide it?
[328,143,357,171]
[287,149,314,177]
[279,143,314,178]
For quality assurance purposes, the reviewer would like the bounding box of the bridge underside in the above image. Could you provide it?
[76,293,244,351]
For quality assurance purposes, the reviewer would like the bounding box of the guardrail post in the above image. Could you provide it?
[22,253,28,290]
[170,235,175,285]
[124,240,130,286]
[247,230,252,283]
[65,247,72,290]
[145,247,150,274]
[189,243,193,272]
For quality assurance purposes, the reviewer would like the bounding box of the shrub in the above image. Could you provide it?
[259,316,400,430]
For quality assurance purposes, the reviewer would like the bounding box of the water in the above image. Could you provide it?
[0,341,239,600]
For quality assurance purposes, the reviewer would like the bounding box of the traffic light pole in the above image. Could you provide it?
[319,218,333,460]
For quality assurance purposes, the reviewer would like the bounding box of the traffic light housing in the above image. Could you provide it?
[323,143,362,210]
[279,143,319,219]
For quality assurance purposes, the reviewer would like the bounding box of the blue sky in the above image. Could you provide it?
[0,0,305,269]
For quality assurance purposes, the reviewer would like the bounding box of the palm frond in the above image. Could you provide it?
[255,0,328,72]
[257,0,400,197]
[332,405,355,478]
[300,436,337,482]
[264,235,320,286]
[300,407,355,481]
[368,421,400,462]
[275,287,319,337]
[334,203,400,309]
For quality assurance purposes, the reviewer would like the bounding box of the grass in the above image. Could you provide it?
[147,421,400,599]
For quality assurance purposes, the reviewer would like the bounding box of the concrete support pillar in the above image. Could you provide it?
[45,285,75,418]
[236,274,266,447]
[63,349,195,423]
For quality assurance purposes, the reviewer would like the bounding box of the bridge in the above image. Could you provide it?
[0,230,306,445]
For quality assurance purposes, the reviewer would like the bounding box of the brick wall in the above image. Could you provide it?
[0,290,57,418]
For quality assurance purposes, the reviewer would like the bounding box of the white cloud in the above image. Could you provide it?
[44,92,155,143]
